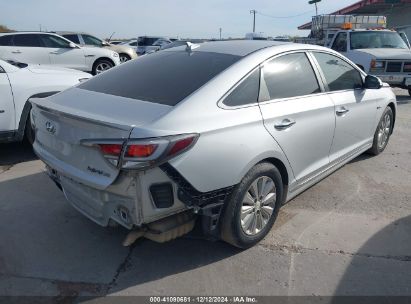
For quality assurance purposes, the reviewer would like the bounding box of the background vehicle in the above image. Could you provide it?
[136,36,171,55]
[30,41,396,249]
[0,32,120,75]
[245,32,269,40]
[56,31,137,63]
[0,59,91,144]
[159,39,205,51]
[297,15,411,95]
[120,39,138,53]
[107,40,124,45]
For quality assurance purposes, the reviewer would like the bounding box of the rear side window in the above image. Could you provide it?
[223,69,260,107]
[313,52,363,91]
[82,34,102,46]
[0,35,13,46]
[262,53,320,100]
[13,34,42,47]
[79,51,241,106]
[63,34,80,44]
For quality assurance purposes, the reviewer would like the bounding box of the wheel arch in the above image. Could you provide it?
[93,57,115,68]
[387,101,396,134]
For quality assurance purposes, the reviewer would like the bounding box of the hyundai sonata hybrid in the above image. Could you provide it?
[30,41,396,248]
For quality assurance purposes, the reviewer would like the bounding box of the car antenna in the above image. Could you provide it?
[185,42,200,53]
[108,32,115,42]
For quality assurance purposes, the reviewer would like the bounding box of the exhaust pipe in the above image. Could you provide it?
[123,210,196,246]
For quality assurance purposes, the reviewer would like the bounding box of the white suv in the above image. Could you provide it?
[0,32,120,75]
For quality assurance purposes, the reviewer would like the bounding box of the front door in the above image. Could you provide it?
[311,51,378,162]
[0,70,15,132]
[39,34,87,71]
[258,52,335,182]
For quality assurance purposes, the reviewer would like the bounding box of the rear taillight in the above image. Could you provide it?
[98,144,123,157]
[83,134,199,170]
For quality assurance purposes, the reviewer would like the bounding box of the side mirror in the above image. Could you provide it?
[364,75,382,89]
[69,42,77,48]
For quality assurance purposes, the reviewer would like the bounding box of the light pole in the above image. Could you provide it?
[250,10,256,32]
[308,0,321,16]
[219,27,222,40]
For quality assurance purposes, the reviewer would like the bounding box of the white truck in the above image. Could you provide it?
[298,15,411,95]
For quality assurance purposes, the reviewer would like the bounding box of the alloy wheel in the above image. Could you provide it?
[95,62,112,74]
[377,112,391,149]
[240,176,276,236]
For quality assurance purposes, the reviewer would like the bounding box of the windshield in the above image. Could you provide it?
[350,31,408,49]
[79,50,241,106]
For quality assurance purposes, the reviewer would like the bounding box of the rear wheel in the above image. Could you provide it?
[408,88,411,97]
[220,162,283,248]
[368,106,393,155]
[92,59,114,75]
[119,54,131,63]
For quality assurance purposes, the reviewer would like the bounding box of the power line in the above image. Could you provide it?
[256,10,315,19]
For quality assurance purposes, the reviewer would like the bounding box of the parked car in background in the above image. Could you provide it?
[136,36,171,55]
[120,39,138,53]
[0,58,91,144]
[159,40,205,51]
[0,32,120,75]
[31,41,396,249]
[55,32,137,63]
[245,32,269,40]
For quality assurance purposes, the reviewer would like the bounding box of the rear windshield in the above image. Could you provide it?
[79,51,241,106]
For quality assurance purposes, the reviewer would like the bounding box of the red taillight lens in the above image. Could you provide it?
[126,144,158,158]
[166,137,195,157]
[98,144,123,156]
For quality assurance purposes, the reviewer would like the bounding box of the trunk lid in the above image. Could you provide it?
[30,87,171,190]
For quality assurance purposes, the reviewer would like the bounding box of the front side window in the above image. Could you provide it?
[262,53,320,100]
[13,34,42,47]
[332,32,347,52]
[313,52,363,91]
[62,34,80,44]
[350,31,408,50]
[82,34,102,46]
[79,50,241,106]
[39,34,71,48]
[223,69,260,107]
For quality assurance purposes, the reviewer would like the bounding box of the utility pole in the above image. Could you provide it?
[250,10,256,32]
[308,0,321,16]
[219,27,222,40]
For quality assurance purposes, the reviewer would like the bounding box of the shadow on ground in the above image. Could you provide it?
[0,141,37,166]
[333,215,411,297]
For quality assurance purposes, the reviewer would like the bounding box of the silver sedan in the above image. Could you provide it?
[30,41,397,248]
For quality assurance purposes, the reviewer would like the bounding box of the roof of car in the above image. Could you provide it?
[53,31,93,35]
[164,40,296,57]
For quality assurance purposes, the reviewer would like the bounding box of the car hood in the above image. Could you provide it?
[27,65,91,77]
[353,48,411,60]
[106,44,135,54]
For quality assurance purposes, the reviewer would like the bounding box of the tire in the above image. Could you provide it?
[119,54,131,63]
[220,162,284,248]
[92,59,114,75]
[368,106,393,155]
[408,88,411,97]
[25,110,35,145]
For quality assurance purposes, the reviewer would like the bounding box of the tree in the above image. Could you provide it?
[0,25,13,33]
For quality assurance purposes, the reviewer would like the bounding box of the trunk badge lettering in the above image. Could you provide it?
[87,166,111,177]
[45,121,56,134]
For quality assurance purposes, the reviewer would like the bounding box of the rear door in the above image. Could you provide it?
[6,34,50,65]
[39,34,87,71]
[258,52,336,182]
[311,51,378,162]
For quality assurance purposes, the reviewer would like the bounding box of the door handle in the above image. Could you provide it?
[11,50,21,54]
[336,107,349,116]
[274,118,296,130]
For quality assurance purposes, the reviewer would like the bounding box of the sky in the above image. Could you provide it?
[0,0,357,39]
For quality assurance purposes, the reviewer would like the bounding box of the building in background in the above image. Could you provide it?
[299,0,411,39]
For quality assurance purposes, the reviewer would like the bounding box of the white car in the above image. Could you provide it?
[0,32,121,75]
[0,59,91,144]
